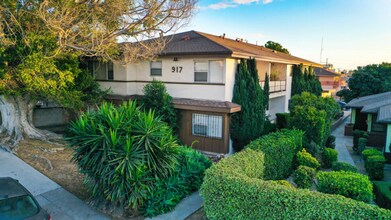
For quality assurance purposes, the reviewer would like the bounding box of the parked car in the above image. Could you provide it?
[337,100,349,110]
[0,177,50,220]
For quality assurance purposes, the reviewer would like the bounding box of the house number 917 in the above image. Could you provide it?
[172,66,183,73]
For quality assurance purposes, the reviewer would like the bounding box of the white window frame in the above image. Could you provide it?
[194,60,224,83]
[150,61,162,76]
[194,61,209,82]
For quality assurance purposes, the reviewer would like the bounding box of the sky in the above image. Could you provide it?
[181,0,391,71]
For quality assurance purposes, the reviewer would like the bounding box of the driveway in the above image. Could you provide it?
[0,148,109,220]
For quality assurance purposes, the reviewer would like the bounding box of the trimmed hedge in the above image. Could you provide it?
[362,148,383,163]
[296,148,320,169]
[201,148,391,219]
[353,130,367,151]
[322,148,338,168]
[332,162,358,173]
[294,165,316,189]
[317,171,373,203]
[366,155,386,180]
[373,181,391,210]
[271,180,294,188]
[246,129,303,180]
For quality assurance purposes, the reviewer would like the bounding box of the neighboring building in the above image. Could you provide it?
[93,30,320,154]
[347,92,391,162]
[314,67,343,98]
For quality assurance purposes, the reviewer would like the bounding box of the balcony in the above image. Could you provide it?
[260,80,286,93]
[321,81,340,89]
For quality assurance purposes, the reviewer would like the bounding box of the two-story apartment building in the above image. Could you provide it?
[92,31,320,154]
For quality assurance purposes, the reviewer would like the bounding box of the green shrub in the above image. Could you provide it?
[322,148,338,168]
[366,155,386,180]
[294,166,316,189]
[373,181,391,210]
[296,149,320,169]
[246,129,303,180]
[276,113,290,129]
[289,105,327,149]
[358,137,368,155]
[325,135,336,149]
[142,80,178,132]
[67,102,179,210]
[141,147,212,216]
[201,149,391,219]
[332,162,358,173]
[362,148,383,163]
[317,171,373,203]
[353,130,367,151]
[270,180,294,188]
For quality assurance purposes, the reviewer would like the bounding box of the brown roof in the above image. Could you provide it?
[314,67,340,77]
[161,31,321,67]
[173,98,241,113]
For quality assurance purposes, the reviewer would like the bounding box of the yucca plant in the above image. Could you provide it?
[66,101,179,209]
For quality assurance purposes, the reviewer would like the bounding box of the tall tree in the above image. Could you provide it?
[263,73,270,110]
[264,41,290,54]
[291,64,322,97]
[0,0,195,149]
[231,58,265,152]
[337,63,391,102]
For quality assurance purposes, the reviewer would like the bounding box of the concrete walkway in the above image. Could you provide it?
[147,192,203,220]
[0,148,109,220]
[332,112,356,166]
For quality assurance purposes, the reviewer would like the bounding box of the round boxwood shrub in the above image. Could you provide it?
[362,148,383,164]
[317,171,373,203]
[296,148,320,169]
[366,155,386,180]
[331,162,358,173]
[322,148,338,168]
[294,165,316,189]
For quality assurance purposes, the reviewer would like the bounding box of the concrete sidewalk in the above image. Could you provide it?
[0,148,109,220]
[332,112,356,166]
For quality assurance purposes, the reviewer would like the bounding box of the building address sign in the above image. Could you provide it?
[172,66,183,73]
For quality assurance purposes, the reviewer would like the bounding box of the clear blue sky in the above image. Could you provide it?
[181,0,391,70]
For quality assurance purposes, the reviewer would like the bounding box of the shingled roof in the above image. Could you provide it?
[347,92,391,123]
[314,67,340,77]
[160,31,321,67]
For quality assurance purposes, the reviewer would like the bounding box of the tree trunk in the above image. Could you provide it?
[0,95,59,150]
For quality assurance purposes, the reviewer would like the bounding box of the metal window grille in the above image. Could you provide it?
[192,113,222,138]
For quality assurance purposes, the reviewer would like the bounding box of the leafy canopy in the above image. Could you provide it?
[337,63,391,102]
[264,41,290,54]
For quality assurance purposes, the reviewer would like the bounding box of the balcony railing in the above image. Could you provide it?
[260,80,286,93]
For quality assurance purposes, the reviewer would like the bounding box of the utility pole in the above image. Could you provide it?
[320,37,323,64]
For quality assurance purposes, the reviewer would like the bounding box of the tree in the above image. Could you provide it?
[264,41,290,54]
[337,63,391,102]
[142,80,178,132]
[231,58,265,151]
[263,73,270,110]
[0,0,195,149]
[291,64,322,97]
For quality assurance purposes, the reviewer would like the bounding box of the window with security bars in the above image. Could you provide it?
[192,113,223,138]
[150,61,162,76]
